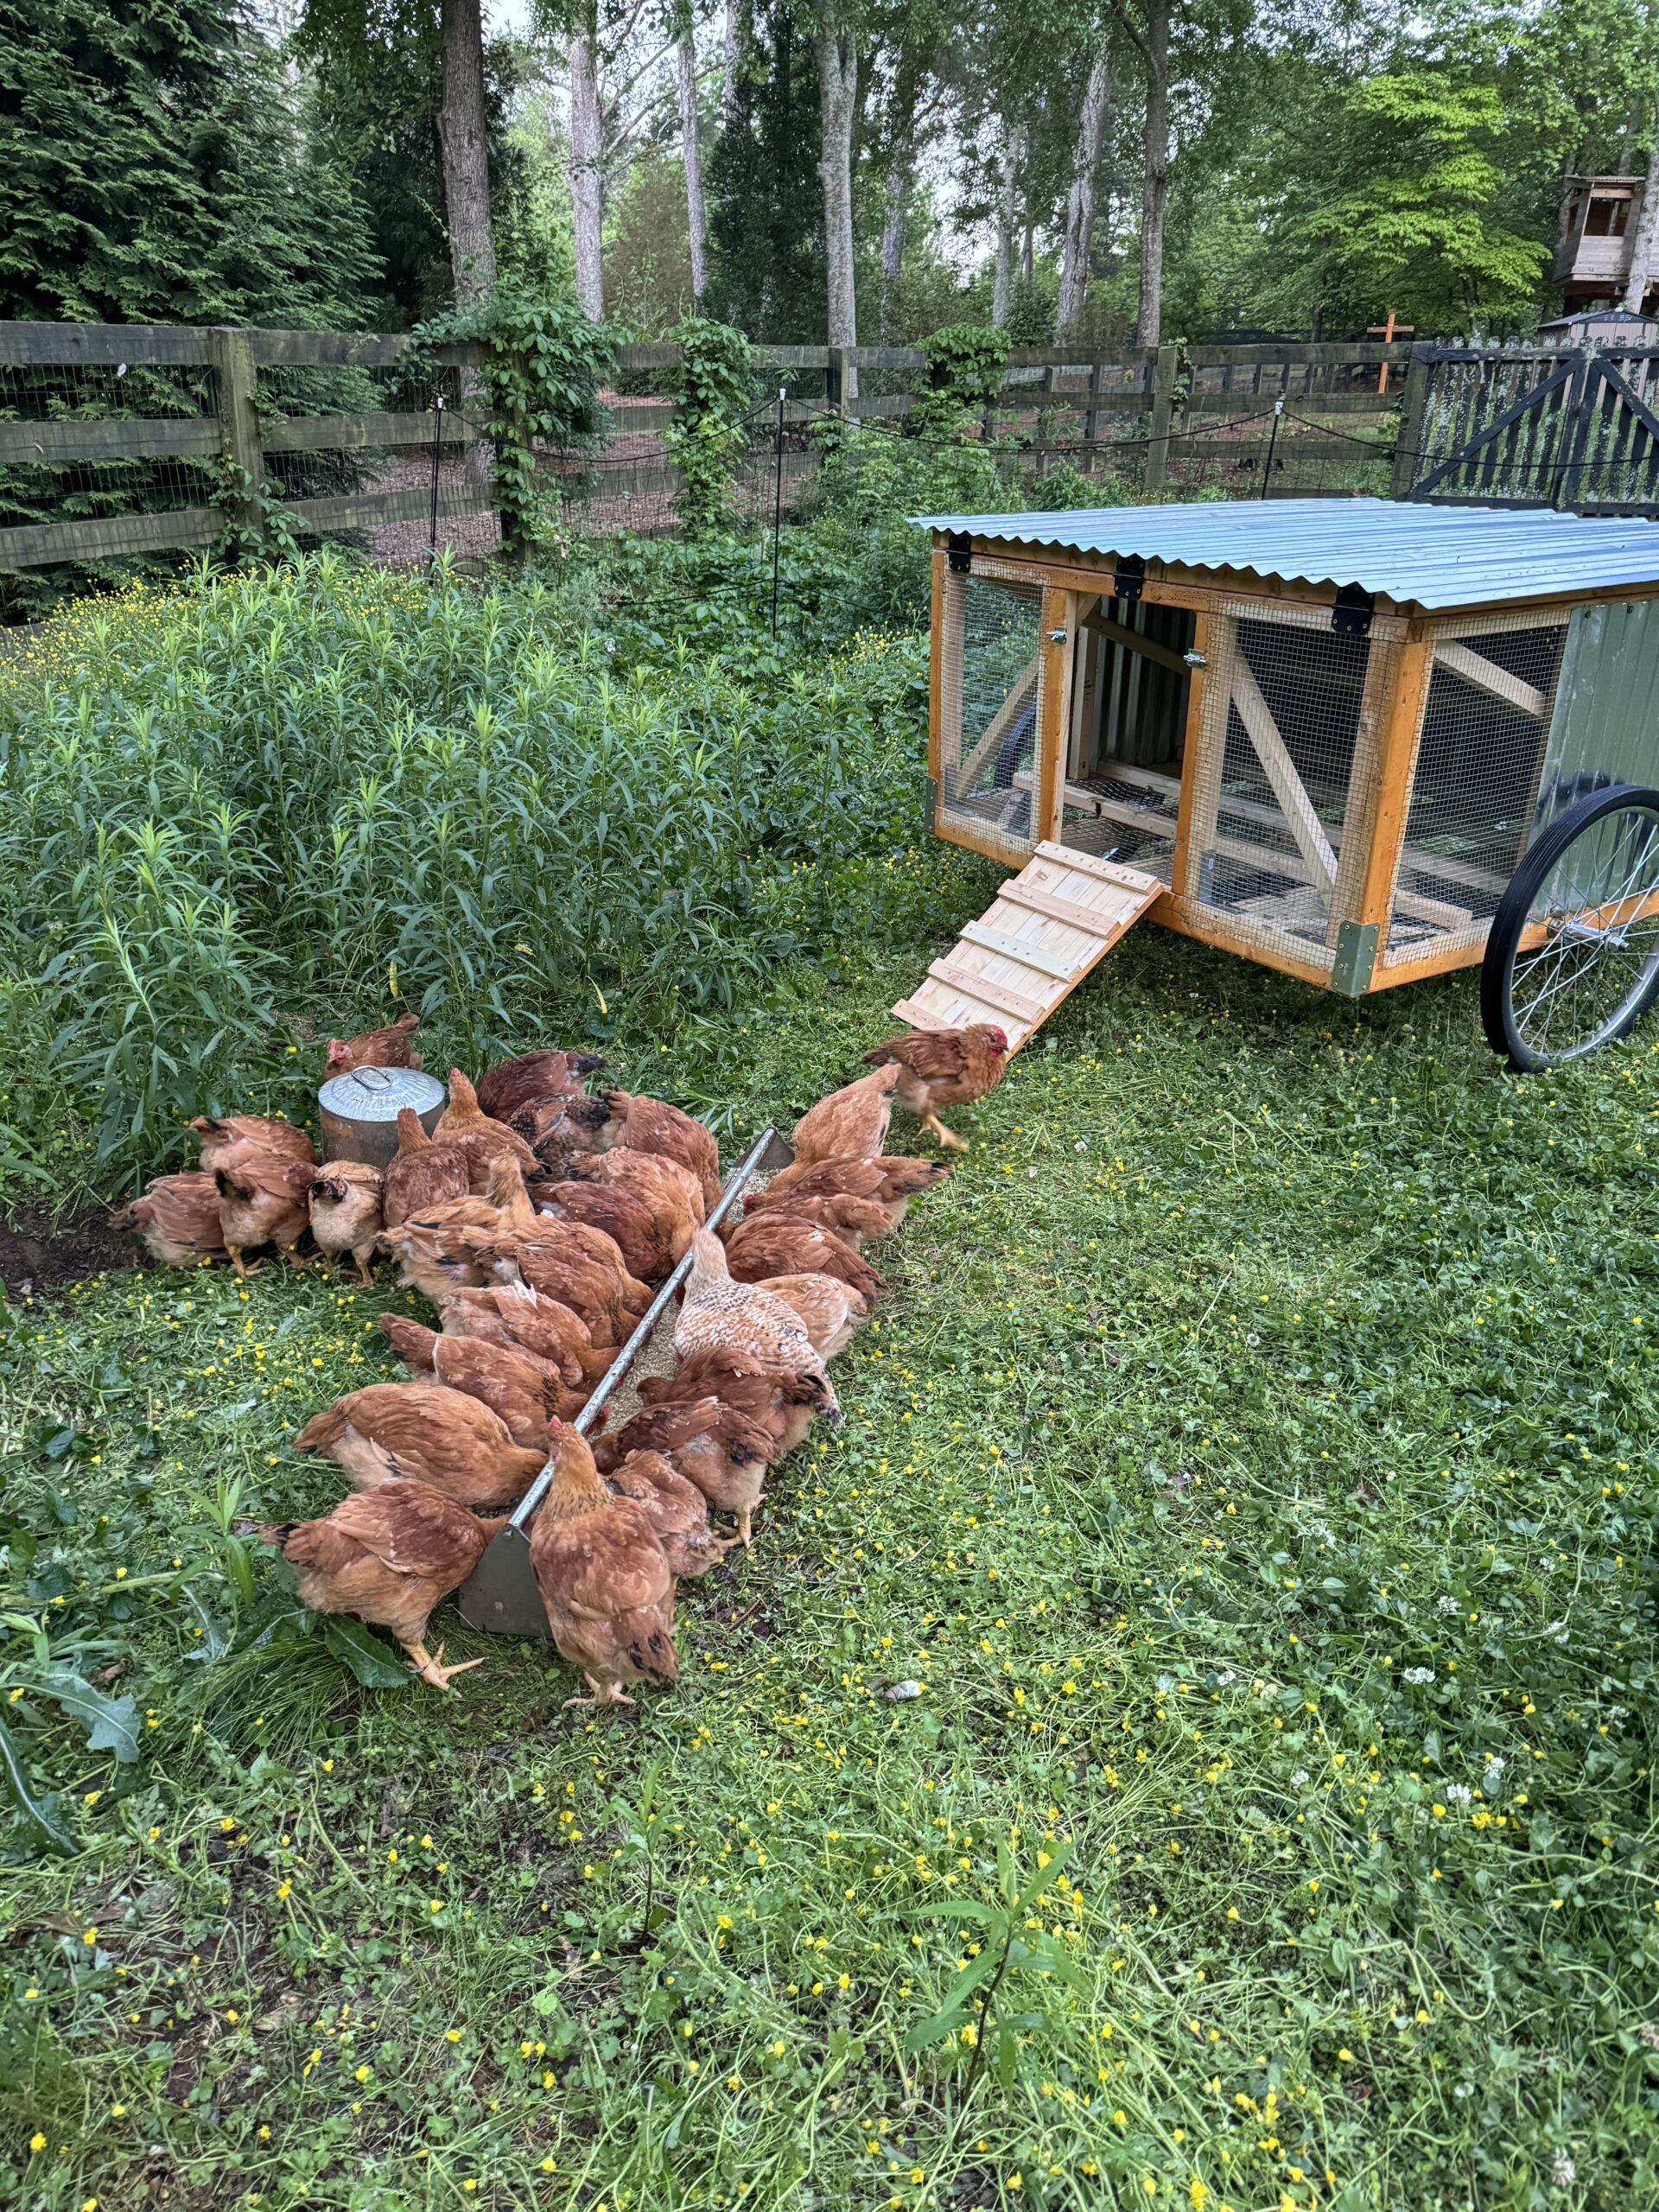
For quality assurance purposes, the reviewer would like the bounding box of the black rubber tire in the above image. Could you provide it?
[1481,780,1659,1071]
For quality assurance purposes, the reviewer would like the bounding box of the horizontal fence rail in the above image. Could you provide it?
[0,321,1425,594]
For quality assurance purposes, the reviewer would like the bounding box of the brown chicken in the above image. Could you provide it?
[478,1237,646,1349]
[296,1382,545,1510]
[506,1096,581,1169]
[323,1012,422,1077]
[112,1172,227,1266]
[439,1283,615,1388]
[601,1447,733,1578]
[476,1217,651,1309]
[674,1231,837,1415]
[435,1070,541,1190]
[562,1090,721,1211]
[637,1344,833,1453]
[261,1480,499,1691]
[753,1154,950,1219]
[723,1214,885,1302]
[474,1049,604,1122]
[861,1025,1012,1149]
[565,1147,705,1262]
[594,1397,778,1545]
[741,1193,893,1250]
[529,1421,678,1707]
[758,1271,871,1358]
[790,1065,900,1166]
[531,1179,674,1283]
[382,1156,540,1301]
[378,1313,582,1441]
[381,1109,472,1230]
[308,1162,384,1285]
[190,1115,316,1175]
[214,1147,316,1274]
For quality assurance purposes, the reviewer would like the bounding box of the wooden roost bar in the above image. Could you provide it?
[899,499,1659,1052]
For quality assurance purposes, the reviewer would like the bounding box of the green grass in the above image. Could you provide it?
[3,916,1658,2212]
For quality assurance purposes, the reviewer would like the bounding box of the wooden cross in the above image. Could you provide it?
[1367,309,1414,393]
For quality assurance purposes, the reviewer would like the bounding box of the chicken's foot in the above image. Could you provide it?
[563,1678,636,1708]
[737,1510,753,1548]
[402,1641,485,1693]
[353,1254,377,1287]
[228,1249,261,1278]
[920,1111,969,1152]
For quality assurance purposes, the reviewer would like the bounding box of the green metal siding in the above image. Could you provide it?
[1536,598,1659,827]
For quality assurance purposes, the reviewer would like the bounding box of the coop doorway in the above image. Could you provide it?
[1057,595,1196,886]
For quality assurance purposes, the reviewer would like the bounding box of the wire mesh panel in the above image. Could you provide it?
[937,567,1046,861]
[1058,601,1192,883]
[1383,613,1569,965]
[1187,610,1372,956]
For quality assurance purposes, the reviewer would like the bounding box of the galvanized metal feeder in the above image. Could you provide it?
[457,1124,795,1641]
[318,1065,446,1168]
[907,499,1659,1070]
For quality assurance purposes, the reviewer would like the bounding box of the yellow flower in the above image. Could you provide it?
[445,2028,461,2043]
[29,2133,45,2153]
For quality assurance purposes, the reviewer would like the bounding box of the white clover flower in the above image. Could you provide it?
[1402,1667,1435,1685]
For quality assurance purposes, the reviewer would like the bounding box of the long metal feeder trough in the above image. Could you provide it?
[456,1124,795,1639]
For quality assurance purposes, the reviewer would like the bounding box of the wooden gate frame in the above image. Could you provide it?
[1398,344,1659,515]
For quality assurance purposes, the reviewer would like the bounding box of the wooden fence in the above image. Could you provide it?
[0,323,1415,577]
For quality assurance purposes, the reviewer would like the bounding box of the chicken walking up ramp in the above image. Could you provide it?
[893,841,1161,1050]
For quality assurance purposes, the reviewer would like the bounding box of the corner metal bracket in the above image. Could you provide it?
[1332,583,1375,638]
[1113,555,1146,602]
[1331,920,1380,996]
[946,531,973,573]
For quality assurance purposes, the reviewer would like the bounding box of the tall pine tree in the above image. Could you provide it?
[708,0,824,341]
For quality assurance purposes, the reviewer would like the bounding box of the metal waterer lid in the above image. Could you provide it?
[318,1065,447,1122]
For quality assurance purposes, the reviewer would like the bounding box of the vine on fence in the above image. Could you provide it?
[665,318,754,537]
[413,278,613,560]
[910,323,1012,442]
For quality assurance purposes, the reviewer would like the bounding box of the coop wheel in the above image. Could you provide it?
[1482,782,1659,1071]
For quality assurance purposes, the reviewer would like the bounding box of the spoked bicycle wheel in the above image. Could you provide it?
[1483,782,1659,1071]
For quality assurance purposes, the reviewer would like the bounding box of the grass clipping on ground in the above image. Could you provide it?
[3,928,1656,2211]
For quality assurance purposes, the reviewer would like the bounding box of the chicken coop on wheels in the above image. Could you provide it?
[900,499,1659,1070]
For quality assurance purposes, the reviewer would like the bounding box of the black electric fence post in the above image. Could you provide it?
[1259,397,1283,500]
[770,385,785,639]
[429,391,445,556]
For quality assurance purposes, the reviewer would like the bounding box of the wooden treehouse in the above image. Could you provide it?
[1555,176,1655,312]
[899,499,1659,1071]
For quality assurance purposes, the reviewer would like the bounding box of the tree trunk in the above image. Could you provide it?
[992,128,1020,327]
[1135,0,1169,349]
[1624,147,1659,313]
[1058,46,1110,332]
[437,0,496,305]
[880,130,911,337]
[723,0,751,122]
[569,17,605,320]
[816,12,858,396]
[678,31,709,305]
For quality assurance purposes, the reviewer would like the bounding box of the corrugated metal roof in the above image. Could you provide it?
[910,498,1659,611]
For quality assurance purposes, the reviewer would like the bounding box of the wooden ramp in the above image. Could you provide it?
[893,841,1162,1051]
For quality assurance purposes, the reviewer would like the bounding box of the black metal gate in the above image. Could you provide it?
[1398,346,1659,515]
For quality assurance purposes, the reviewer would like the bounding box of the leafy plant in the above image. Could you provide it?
[413,276,613,561]
[910,323,1012,443]
[665,317,755,538]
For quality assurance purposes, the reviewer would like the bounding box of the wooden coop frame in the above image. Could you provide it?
[902,500,1659,1050]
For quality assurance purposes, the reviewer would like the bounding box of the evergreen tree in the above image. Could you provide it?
[0,0,379,326]
[708,0,824,341]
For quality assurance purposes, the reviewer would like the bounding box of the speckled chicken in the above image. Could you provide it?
[112,1173,227,1267]
[790,1065,900,1165]
[308,1162,384,1284]
[261,1480,499,1691]
[296,1382,544,1510]
[529,1421,678,1707]
[378,1313,584,1441]
[601,1447,734,1578]
[673,1231,838,1417]
[323,1012,422,1077]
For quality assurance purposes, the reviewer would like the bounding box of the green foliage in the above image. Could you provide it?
[414,278,613,559]
[909,322,1012,442]
[3,938,1658,2200]
[0,550,932,1186]
[708,0,825,341]
[602,148,696,334]
[666,318,755,538]
[1293,73,1549,330]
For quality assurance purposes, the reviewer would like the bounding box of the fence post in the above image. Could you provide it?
[209,327,267,548]
[826,346,853,418]
[1389,345,1431,500]
[1144,343,1179,496]
[1084,358,1103,469]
